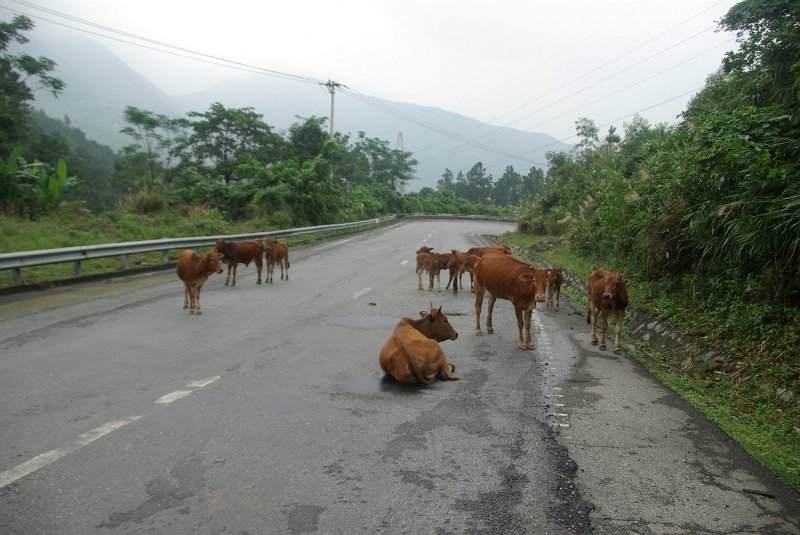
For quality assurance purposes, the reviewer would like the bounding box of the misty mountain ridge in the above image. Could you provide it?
[26,28,569,190]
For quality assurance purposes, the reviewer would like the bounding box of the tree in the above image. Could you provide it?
[179,102,282,183]
[493,165,523,206]
[0,15,64,157]
[287,116,328,164]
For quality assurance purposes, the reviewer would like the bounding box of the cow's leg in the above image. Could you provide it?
[255,259,262,285]
[224,264,231,286]
[427,270,434,292]
[474,286,485,336]
[437,361,458,381]
[486,295,497,334]
[599,311,608,351]
[435,271,441,290]
[590,304,599,346]
[194,284,203,315]
[524,307,534,349]
[555,286,561,311]
[613,309,624,354]
[183,281,190,310]
[512,304,526,349]
[469,273,474,292]
[268,261,274,284]
[230,264,237,286]
[284,259,289,280]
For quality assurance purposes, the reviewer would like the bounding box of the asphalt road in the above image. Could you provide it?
[0,219,797,534]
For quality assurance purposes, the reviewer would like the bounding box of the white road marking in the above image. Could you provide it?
[186,376,220,388]
[0,415,143,489]
[318,237,358,249]
[154,390,193,404]
[352,287,372,299]
[400,260,409,265]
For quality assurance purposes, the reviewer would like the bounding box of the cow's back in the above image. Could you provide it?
[176,250,201,281]
[474,254,531,299]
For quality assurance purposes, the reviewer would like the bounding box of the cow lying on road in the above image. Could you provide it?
[379,306,459,384]
[587,268,629,354]
[176,249,224,315]
[474,253,547,349]
[213,239,263,286]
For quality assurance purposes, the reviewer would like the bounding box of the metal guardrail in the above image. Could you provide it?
[0,217,394,284]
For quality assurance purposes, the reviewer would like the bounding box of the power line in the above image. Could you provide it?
[4,0,324,85]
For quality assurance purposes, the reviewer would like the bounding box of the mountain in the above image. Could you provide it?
[27,29,570,190]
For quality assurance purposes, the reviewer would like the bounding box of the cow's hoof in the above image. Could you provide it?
[526,343,534,350]
[224,282,229,286]
[183,305,188,309]
[487,327,494,334]
[614,348,621,355]
[591,340,598,346]
[475,330,483,337]
[189,310,195,315]
[599,344,606,351]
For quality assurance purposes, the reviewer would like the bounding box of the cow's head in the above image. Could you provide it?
[418,305,458,342]
[206,250,225,273]
[532,268,547,302]
[602,273,630,302]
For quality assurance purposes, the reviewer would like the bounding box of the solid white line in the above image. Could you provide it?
[352,287,372,299]
[317,237,357,250]
[0,415,143,489]
[154,390,193,404]
[186,376,220,388]
[400,259,409,265]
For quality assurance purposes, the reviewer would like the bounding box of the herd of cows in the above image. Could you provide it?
[174,236,629,386]
[380,244,629,385]
[175,237,289,315]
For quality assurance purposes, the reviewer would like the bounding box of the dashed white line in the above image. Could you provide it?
[186,376,220,388]
[154,390,193,404]
[400,260,409,266]
[0,415,143,489]
[352,287,372,299]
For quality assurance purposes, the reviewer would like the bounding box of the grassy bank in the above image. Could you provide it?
[502,231,799,490]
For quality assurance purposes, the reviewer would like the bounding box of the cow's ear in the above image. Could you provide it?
[419,310,428,318]
[623,279,631,286]
[437,305,442,314]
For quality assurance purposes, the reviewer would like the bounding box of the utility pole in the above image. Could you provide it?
[323,80,342,138]
[395,132,406,193]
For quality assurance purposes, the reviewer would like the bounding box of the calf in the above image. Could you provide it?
[415,252,440,291]
[213,239,263,286]
[416,245,435,254]
[546,267,564,310]
[455,254,481,293]
[473,254,547,350]
[587,268,630,354]
[176,249,224,315]
[263,237,290,283]
[379,306,459,384]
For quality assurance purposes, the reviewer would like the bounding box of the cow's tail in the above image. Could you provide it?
[407,358,435,385]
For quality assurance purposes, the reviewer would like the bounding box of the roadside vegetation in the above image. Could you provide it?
[0,1,797,488]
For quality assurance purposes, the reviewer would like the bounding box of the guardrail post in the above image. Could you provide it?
[73,260,81,276]
[122,254,129,270]
[12,268,20,284]
[162,250,169,263]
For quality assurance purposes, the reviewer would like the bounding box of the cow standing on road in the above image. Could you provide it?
[263,237,290,283]
[379,306,459,384]
[213,239,264,286]
[473,253,547,350]
[587,268,629,354]
[176,249,224,315]
[546,267,564,311]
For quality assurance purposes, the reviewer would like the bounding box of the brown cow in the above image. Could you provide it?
[464,244,513,257]
[587,268,630,354]
[213,239,263,286]
[416,245,435,254]
[546,267,564,311]
[379,306,459,384]
[473,254,547,349]
[263,237,290,283]
[415,252,441,291]
[176,249,224,315]
[456,254,481,293]
[446,250,471,293]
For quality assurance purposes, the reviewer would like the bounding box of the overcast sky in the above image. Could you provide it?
[6,0,740,143]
